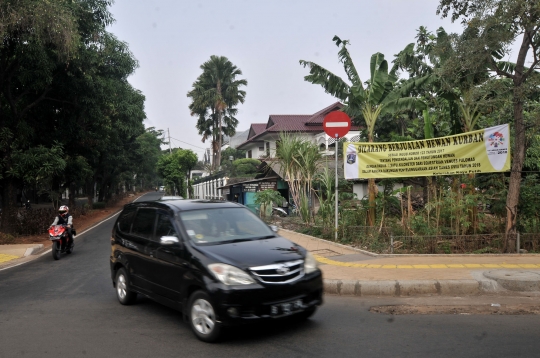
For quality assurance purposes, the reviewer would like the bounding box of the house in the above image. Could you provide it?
[194,102,366,205]
[236,102,361,158]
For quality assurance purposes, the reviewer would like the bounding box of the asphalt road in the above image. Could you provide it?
[1,192,540,357]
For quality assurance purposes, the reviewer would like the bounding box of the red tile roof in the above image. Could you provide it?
[247,123,267,140]
[305,102,344,125]
[236,102,360,149]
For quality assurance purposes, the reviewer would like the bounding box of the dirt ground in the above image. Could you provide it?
[10,192,148,249]
[370,305,540,315]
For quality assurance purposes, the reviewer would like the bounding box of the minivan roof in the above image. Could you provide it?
[128,199,243,212]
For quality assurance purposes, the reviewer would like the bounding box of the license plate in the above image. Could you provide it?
[271,299,303,316]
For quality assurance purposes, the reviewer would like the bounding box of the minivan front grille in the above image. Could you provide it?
[249,260,304,284]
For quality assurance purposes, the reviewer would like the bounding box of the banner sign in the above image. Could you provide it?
[344,124,510,179]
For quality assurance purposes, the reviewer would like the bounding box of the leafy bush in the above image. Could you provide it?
[92,202,106,209]
[0,232,16,244]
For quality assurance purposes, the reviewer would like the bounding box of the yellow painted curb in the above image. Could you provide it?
[313,254,540,270]
[0,254,20,263]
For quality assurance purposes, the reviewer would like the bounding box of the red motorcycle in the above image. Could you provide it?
[49,225,75,260]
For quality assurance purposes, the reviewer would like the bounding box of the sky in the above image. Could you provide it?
[107,0,463,159]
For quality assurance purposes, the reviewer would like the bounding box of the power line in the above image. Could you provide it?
[168,136,207,150]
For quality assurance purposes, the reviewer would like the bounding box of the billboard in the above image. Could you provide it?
[344,124,510,179]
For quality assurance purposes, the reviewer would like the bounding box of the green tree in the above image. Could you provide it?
[254,189,284,218]
[0,0,80,232]
[0,0,148,234]
[135,127,166,189]
[187,56,247,170]
[437,0,540,249]
[157,149,198,197]
[300,36,428,225]
[273,133,321,224]
[232,158,260,177]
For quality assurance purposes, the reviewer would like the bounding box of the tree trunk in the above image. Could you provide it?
[68,182,76,209]
[503,27,533,252]
[367,135,377,226]
[85,179,95,207]
[367,178,377,226]
[467,173,478,234]
[216,112,222,171]
[505,92,525,252]
[0,177,19,234]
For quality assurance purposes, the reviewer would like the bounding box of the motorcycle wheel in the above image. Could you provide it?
[52,241,61,260]
[66,240,74,254]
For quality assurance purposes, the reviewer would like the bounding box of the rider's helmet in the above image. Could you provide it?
[59,205,69,217]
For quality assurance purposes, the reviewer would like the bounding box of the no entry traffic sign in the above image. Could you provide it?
[323,111,351,138]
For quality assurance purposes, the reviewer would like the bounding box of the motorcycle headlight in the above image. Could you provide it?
[304,252,319,274]
[208,263,255,285]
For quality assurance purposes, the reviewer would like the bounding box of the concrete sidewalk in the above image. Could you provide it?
[0,244,45,268]
[278,229,540,297]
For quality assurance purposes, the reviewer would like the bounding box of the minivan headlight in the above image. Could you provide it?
[208,263,255,285]
[304,252,319,274]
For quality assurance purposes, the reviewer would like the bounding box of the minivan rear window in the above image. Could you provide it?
[131,208,156,239]
[179,208,274,245]
[117,206,137,233]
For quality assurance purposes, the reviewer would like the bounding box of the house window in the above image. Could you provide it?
[266,142,270,156]
[247,150,252,158]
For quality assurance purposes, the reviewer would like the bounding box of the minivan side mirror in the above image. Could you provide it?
[160,236,180,245]
[269,225,279,233]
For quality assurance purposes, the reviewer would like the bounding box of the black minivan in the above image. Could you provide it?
[110,199,323,342]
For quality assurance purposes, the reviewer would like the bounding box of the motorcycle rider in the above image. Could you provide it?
[50,205,74,247]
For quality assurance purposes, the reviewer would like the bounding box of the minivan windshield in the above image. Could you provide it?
[179,207,275,245]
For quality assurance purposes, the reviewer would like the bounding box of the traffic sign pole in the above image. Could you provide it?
[335,134,339,241]
[323,111,351,242]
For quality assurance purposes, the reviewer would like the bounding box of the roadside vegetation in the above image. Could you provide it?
[288,0,540,253]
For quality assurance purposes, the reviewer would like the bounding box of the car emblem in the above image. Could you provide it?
[276,265,290,275]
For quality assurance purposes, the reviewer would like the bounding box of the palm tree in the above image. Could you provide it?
[300,36,428,225]
[187,56,247,170]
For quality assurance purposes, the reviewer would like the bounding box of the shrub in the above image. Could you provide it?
[0,232,16,244]
[92,202,106,209]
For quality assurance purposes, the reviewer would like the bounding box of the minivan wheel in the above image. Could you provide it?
[115,268,137,305]
[188,291,221,342]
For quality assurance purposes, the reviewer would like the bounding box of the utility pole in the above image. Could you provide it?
[167,128,172,154]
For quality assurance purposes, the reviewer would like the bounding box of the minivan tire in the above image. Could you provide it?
[188,291,221,342]
[115,268,137,305]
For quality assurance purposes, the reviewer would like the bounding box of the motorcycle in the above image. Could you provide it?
[272,206,288,217]
[48,225,75,260]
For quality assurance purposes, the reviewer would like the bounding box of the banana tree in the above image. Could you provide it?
[300,36,429,226]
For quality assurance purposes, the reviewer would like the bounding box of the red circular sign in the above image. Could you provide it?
[323,111,351,138]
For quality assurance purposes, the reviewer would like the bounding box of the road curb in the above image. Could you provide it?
[24,244,44,256]
[323,278,503,297]
[483,270,540,292]
[279,228,540,257]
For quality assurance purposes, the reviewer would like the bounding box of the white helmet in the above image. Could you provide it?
[59,205,69,217]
